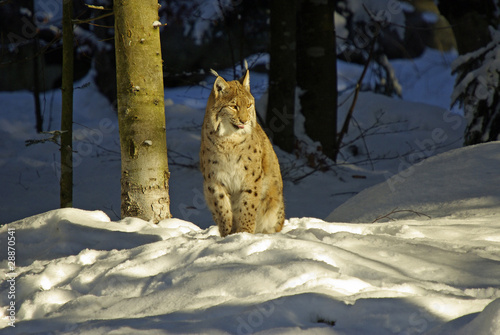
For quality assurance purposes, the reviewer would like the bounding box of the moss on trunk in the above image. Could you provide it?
[114,0,171,222]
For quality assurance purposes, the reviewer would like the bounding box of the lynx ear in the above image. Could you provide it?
[210,68,220,77]
[213,76,229,98]
[239,70,250,91]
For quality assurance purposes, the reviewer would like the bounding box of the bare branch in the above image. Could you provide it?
[372,208,431,223]
[333,36,376,161]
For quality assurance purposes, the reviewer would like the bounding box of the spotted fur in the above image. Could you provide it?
[200,70,285,237]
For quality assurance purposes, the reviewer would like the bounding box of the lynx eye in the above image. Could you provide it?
[247,103,253,109]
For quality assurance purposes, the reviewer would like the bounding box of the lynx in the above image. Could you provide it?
[200,70,285,237]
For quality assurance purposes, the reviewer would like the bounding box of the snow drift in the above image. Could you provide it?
[326,141,500,223]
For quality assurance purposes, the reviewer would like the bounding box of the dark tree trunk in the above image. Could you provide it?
[60,0,74,208]
[32,37,43,133]
[296,0,337,160]
[266,0,297,153]
[438,0,498,55]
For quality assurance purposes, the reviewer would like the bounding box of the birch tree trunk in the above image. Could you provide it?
[114,0,171,222]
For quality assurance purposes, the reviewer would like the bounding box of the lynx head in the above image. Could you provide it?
[206,70,256,137]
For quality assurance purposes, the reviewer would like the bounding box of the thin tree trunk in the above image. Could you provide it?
[114,0,171,223]
[266,0,296,153]
[29,0,43,133]
[33,38,43,133]
[333,38,374,162]
[60,0,74,208]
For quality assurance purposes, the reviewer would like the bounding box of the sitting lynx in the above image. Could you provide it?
[200,70,285,237]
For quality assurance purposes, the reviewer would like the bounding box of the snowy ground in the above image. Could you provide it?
[1,198,500,334]
[1,50,500,334]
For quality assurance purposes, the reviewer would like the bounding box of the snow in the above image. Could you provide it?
[184,0,242,45]
[346,0,407,40]
[326,141,500,222]
[421,12,439,24]
[2,190,500,334]
[391,49,459,111]
[1,46,500,334]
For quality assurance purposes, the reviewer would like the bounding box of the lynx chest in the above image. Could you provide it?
[205,137,263,195]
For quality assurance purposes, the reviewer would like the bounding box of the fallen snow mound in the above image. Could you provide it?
[326,141,500,223]
[1,208,500,334]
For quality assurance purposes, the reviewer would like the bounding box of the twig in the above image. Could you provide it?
[372,207,431,223]
[73,12,114,25]
[102,205,120,220]
[17,172,29,191]
[333,36,376,161]
[85,4,110,10]
[290,166,322,184]
[331,191,358,197]
[351,116,374,170]
[25,130,66,147]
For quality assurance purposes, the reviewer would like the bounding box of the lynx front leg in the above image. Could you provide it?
[204,184,233,237]
[231,188,259,234]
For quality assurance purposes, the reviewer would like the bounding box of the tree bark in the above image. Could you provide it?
[114,0,171,223]
[29,0,43,133]
[296,0,337,160]
[33,37,43,133]
[60,0,74,208]
[266,0,296,153]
